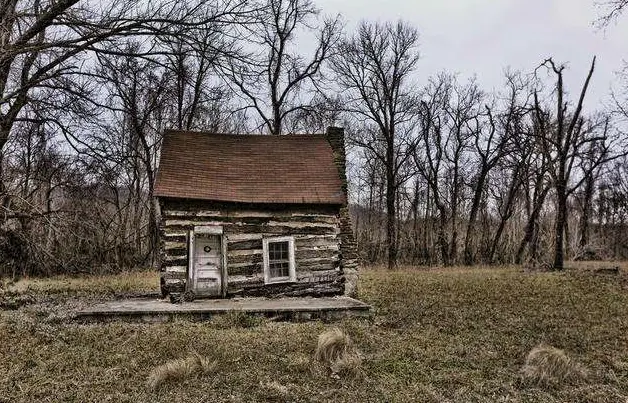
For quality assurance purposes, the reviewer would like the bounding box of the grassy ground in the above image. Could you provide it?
[1,264,628,402]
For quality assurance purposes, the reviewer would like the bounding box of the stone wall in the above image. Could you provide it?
[325,127,359,297]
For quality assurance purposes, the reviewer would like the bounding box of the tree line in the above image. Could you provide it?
[0,0,627,277]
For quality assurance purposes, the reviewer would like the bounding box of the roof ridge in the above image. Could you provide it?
[163,129,327,138]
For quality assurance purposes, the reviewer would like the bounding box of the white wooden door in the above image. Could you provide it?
[192,235,222,296]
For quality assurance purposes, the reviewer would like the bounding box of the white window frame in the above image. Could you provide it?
[263,236,296,284]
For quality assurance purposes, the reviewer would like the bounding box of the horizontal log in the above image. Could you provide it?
[162,271,186,280]
[228,239,262,251]
[228,253,263,265]
[163,231,187,237]
[296,250,340,261]
[295,236,339,249]
[228,248,263,258]
[165,218,338,231]
[162,210,222,217]
[163,211,338,224]
[227,274,264,287]
[163,223,337,236]
[296,270,340,283]
[162,208,339,220]
[164,241,187,250]
[164,265,187,273]
[164,254,187,262]
[227,264,262,277]
[165,220,224,227]
[228,236,339,252]
[296,261,339,272]
[227,234,262,242]
[163,258,187,266]
[162,233,187,243]
[227,280,343,298]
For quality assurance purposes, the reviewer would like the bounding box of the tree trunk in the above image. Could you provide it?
[385,147,397,270]
[463,169,488,264]
[515,187,549,264]
[553,179,567,270]
[578,172,595,249]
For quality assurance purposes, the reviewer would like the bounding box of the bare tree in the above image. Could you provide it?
[534,57,623,269]
[535,58,594,270]
[221,0,341,135]
[0,0,251,188]
[331,20,421,269]
[595,0,628,25]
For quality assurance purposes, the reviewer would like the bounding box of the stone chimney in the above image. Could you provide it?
[325,126,359,298]
[325,126,348,198]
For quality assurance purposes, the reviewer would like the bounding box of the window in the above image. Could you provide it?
[263,236,296,284]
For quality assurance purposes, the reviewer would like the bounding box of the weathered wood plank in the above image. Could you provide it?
[164,223,338,236]
[164,265,187,273]
[296,261,339,272]
[228,253,263,265]
[164,254,187,262]
[163,258,188,267]
[227,249,263,258]
[227,274,264,286]
[164,242,186,256]
[296,250,340,261]
[227,264,262,277]
[162,271,186,280]
[162,210,222,217]
[227,233,263,242]
[165,218,338,231]
[163,231,187,237]
[165,220,225,227]
[228,239,263,251]
[296,269,340,282]
[295,237,339,249]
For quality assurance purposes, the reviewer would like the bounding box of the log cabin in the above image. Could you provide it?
[154,127,358,302]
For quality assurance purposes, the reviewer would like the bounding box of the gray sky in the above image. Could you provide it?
[317,0,628,109]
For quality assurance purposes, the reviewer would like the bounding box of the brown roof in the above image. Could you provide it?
[154,130,346,205]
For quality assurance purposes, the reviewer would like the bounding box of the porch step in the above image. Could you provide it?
[75,296,372,323]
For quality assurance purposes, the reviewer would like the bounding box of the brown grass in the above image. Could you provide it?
[2,264,628,402]
[6,270,159,296]
[521,344,588,387]
[146,352,216,390]
[314,327,362,376]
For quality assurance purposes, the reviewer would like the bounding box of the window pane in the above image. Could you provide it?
[270,261,289,278]
[269,241,288,261]
[267,241,290,279]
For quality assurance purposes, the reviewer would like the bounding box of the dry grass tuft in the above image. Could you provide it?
[521,344,588,387]
[146,352,216,390]
[314,328,362,376]
[260,380,290,398]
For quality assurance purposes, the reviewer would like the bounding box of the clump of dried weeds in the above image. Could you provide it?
[314,327,362,377]
[146,352,216,390]
[521,344,588,387]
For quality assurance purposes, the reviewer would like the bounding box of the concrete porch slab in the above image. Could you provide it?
[76,296,372,323]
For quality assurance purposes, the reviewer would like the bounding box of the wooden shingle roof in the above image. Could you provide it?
[154,130,346,205]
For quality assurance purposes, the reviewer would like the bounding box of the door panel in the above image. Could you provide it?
[193,235,222,296]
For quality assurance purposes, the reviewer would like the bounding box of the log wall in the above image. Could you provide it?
[159,199,344,298]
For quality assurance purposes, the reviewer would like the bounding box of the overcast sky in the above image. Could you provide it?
[316,0,628,109]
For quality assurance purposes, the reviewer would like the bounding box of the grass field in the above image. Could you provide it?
[1,264,628,402]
